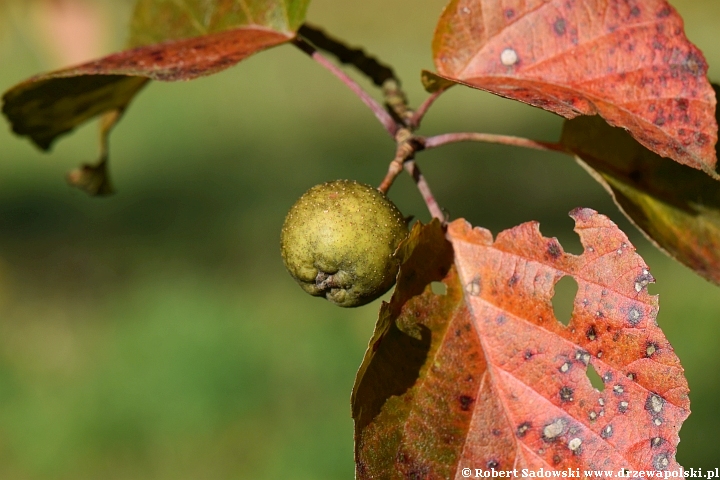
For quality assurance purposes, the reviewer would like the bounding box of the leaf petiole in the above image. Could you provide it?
[423,132,568,154]
[292,37,399,136]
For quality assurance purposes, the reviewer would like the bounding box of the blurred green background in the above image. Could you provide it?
[0,1,718,478]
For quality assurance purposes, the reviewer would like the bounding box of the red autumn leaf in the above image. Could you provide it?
[353,213,689,477]
[2,0,309,150]
[429,0,718,177]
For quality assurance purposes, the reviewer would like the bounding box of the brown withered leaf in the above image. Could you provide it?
[2,0,309,150]
[354,213,688,477]
[561,114,720,286]
[429,0,718,177]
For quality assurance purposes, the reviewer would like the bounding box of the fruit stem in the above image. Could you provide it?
[293,37,399,137]
[378,128,420,194]
[424,132,569,153]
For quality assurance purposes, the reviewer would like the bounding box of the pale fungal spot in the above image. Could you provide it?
[597,351,603,358]
[613,385,624,394]
[517,422,531,437]
[542,418,567,441]
[628,306,643,325]
[601,425,613,438]
[598,398,605,406]
[651,437,664,447]
[646,344,657,356]
[500,48,519,66]
[588,247,595,252]
[466,277,481,296]
[654,418,663,426]
[589,411,597,420]
[619,401,629,413]
[582,353,591,365]
[653,453,670,471]
[616,249,623,255]
[599,410,605,417]
[568,437,582,451]
[462,6,471,14]
[627,373,635,381]
[560,362,571,373]
[646,394,665,414]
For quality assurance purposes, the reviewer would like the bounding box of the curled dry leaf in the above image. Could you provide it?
[2,0,310,150]
[353,213,688,477]
[429,0,718,176]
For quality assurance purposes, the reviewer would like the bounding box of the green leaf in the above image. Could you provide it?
[561,114,720,286]
[2,0,310,151]
[128,0,310,47]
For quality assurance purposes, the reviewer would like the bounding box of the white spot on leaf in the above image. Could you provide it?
[500,48,519,66]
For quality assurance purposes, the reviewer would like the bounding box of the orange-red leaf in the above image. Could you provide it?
[353,213,689,477]
[430,0,718,176]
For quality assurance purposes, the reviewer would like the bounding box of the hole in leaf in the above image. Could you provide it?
[586,363,605,391]
[431,281,447,295]
[551,276,578,326]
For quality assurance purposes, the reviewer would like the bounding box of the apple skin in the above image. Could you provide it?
[281,180,408,307]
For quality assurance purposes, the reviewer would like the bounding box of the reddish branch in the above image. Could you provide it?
[424,132,568,154]
[294,30,571,223]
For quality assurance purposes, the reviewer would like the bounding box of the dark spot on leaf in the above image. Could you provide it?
[517,422,532,437]
[630,6,641,17]
[547,241,562,259]
[601,424,613,439]
[654,116,666,126]
[505,8,515,19]
[554,17,567,36]
[459,395,474,411]
[682,52,705,76]
[587,325,597,341]
[695,132,710,146]
[524,350,534,360]
[553,454,562,465]
[651,437,666,448]
[496,314,507,325]
[492,429,501,436]
[487,459,500,469]
[560,386,574,402]
[603,372,613,383]
[657,7,671,18]
[508,274,520,286]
